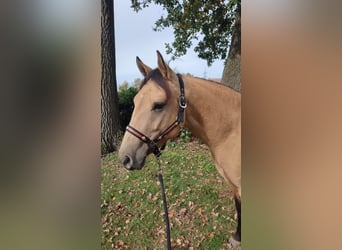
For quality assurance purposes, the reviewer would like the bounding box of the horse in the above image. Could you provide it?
[118,51,241,248]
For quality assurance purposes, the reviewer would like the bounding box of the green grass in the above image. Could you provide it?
[101,140,237,249]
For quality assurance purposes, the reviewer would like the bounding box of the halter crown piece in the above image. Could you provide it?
[126,74,187,157]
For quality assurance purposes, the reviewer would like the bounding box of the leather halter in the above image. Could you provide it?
[126,74,187,157]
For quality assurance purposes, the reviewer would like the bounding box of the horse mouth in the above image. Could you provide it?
[135,156,146,170]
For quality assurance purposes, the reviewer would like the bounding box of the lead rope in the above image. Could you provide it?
[156,155,172,250]
[126,74,186,249]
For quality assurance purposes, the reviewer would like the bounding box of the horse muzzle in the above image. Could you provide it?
[119,153,146,171]
[121,155,134,170]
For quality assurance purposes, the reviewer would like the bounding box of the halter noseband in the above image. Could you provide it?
[126,74,187,157]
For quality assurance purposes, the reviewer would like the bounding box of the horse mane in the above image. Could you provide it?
[139,68,171,98]
[191,76,241,93]
[139,70,240,97]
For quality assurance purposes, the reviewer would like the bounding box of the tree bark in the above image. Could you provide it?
[221,3,241,92]
[101,0,119,154]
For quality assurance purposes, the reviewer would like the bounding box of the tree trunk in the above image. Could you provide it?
[101,0,119,154]
[221,3,241,92]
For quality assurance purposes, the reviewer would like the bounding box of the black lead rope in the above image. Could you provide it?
[126,74,187,250]
[156,157,172,250]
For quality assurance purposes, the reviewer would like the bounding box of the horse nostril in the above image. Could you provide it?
[123,156,130,165]
[122,155,133,170]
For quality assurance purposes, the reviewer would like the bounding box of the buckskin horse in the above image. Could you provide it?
[118,51,241,248]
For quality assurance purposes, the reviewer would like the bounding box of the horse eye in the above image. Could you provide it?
[152,102,165,111]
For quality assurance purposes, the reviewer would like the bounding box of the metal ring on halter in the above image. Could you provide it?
[179,96,187,109]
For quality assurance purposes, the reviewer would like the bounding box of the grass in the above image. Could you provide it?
[101,140,237,249]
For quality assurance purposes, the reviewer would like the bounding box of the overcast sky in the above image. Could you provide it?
[114,1,225,86]
[33,0,224,87]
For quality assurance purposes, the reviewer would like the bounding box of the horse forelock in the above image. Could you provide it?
[139,68,171,98]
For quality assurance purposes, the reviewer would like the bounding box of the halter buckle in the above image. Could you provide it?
[179,96,187,109]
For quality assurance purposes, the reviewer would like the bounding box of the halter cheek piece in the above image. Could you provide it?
[126,74,187,157]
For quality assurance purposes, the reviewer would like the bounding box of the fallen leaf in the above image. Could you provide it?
[152,193,159,201]
[188,201,194,210]
[179,207,187,216]
[169,209,175,219]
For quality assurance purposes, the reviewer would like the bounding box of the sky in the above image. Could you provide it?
[31,0,225,87]
[114,1,225,86]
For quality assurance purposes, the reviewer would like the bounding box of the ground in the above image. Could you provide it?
[101,139,237,249]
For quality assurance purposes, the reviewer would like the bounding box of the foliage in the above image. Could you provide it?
[179,128,192,143]
[119,81,129,92]
[133,78,142,88]
[118,86,138,131]
[101,140,236,249]
[131,0,240,66]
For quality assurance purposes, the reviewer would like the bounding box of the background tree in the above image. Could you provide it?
[101,0,120,154]
[119,81,129,92]
[131,0,241,91]
[133,78,142,89]
[221,2,240,91]
[118,86,138,131]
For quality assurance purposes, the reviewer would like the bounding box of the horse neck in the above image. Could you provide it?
[182,76,241,149]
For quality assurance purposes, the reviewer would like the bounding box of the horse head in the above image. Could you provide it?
[119,51,184,170]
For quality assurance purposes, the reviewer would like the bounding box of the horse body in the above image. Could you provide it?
[118,51,241,246]
[181,75,241,198]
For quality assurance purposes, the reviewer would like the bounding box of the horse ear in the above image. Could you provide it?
[136,56,152,77]
[157,50,172,80]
